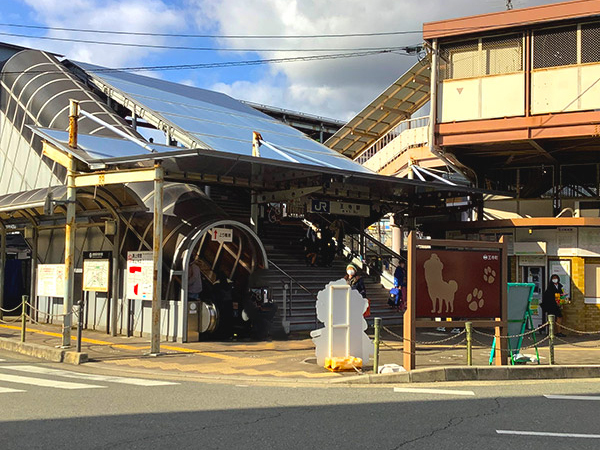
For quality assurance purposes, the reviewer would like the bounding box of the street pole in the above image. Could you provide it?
[21,295,27,342]
[373,317,381,374]
[0,221,5,321]
[62,99,78,348]
[466,322,472,366]
[548,314,555,365]
[150,164,164,355]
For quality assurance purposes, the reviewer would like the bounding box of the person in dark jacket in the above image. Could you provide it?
[344,263,366,298]
[541,275,566,337]
[393,261,407,311]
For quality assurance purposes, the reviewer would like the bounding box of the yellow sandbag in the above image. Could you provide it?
[324,356,363,372]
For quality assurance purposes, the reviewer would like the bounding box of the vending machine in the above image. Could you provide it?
[524,266,545,328]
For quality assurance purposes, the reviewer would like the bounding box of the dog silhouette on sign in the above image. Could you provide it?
[423,253,458,314]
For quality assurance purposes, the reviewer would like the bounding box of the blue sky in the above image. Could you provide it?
[0,0,567,120]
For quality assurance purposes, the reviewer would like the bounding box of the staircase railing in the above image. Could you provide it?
[268,259,320,330]
[307,215,406,284]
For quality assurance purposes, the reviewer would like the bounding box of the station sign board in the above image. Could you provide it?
[126,251,154,300]
[211,227,233,243]
[82,251,111,293]
[310,199,370,217]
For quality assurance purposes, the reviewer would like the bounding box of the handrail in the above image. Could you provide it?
[354,115,429,165]
[267,259,318,300]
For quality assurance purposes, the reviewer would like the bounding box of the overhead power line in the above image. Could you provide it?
[0,30,416,52]
[1,48,414,75]
[0,22,422,39]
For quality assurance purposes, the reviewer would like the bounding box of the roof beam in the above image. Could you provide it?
[528,139,557,163]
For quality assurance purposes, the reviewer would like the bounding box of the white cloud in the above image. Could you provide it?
[20,0,184,66]
[191,0,568,120]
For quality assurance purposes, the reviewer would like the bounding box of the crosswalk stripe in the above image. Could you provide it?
[393,387,475,396]
[545,395,600,401]
[0,373,105,390]
[1,365,179,386]
[0,387,25,394]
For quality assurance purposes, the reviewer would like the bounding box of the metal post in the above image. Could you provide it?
[548,314,555,365]
[428,38,438,155]
[110,221,120,336]
[466,322,472,366]
[29,227,38,324]
[0,222,5,321]
[76,297,84,353]
[21,295,27,342]
[150,164,164,355]
[62,99,79,348]
[373,317,381,374]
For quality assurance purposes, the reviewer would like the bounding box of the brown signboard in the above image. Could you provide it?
[415,248,501,318]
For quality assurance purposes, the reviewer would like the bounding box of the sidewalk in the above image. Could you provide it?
[1,321,600,383]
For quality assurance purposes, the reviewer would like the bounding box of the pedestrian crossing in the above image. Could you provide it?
[0,363,179,393]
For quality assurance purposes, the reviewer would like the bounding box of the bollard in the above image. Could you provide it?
[76,298,84,353]
[21,295,28,343]
[548,314,555,365]
[373,317,381,374]
[465,322,472,366]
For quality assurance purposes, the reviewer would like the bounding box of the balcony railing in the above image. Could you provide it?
[355,116,429,172]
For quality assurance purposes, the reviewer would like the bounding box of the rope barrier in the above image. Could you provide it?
[559,324,600,335]
[472,322,548,339]
[382,325,466,344]
[555,336,600,348]
[0,304,23,313]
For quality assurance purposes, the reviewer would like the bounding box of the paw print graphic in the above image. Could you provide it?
[483,266,496,284]
[467,288,484,311]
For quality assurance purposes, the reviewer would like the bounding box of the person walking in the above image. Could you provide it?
[393,261,407,311]
[541,275,567,337]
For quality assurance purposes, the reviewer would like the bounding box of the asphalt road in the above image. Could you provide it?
[1,350,600,450]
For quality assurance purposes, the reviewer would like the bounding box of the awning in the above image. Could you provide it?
[325,56,431,159]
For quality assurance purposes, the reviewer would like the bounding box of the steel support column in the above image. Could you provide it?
[0,222,5,320]
[150,164,164,354]
[29,227,38,323]
[62,99,78,348]
[110,220,121,336]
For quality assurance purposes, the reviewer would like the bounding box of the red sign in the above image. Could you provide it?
[415,249,501,318]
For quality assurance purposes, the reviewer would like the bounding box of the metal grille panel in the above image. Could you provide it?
[533,26,577,69]
[582,22,600,64]
[441,34,523,80]
[482,35,523,75]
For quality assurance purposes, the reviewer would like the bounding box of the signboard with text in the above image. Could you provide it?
[126,251,154,300]
[310,199,370,217]
[37,264,65,298]
[210,227,233,244]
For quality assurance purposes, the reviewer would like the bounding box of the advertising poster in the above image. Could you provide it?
[37,264,65,298]
[126,251,154,300]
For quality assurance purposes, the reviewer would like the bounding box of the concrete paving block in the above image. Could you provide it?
[476,366,510,380]
[506,366,550,380]
[445,367,478,381]
[561,365,600,379]
[409,368,446,383]
[64,351,89,365]
[0,337,64,362]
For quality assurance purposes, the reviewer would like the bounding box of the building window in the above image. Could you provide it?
[440,34,523,80]
[533,26,577,69]
[581,22,600,64]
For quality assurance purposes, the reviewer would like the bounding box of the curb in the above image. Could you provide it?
[0,337,88,365]
[331,365,600,384]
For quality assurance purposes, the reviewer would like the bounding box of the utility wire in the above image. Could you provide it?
[0,22,422,39]
[0,48,412,75]
[0,30,417,52]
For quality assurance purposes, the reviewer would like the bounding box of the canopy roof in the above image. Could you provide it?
[69,61,369,174]
[325,56,431,159]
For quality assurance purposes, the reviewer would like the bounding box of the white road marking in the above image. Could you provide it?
[497,430,600,439]
[1,365,179,386]
[0,359,5,362]
[0,373,105,390]
[545,394,600,401]
[393,387,475,396]
[0,386,25,394]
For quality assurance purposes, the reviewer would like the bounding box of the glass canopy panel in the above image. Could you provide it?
[72,61,372,173]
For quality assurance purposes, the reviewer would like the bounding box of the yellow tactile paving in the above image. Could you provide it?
[103,357,339,378]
